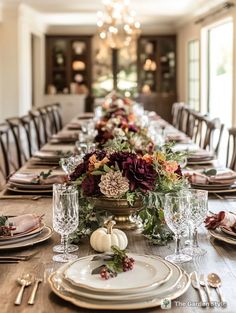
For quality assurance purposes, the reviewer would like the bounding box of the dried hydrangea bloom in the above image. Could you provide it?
[99,170,129,198]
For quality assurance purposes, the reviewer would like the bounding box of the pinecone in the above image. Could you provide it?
[99,171,129,198]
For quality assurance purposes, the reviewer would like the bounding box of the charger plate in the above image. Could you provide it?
[209,228,236,245]
[0,226,53,250]
[0,222,45,241]
[56,255,182,301]
[7,186,52,194]
[49,265,190,310]
[63,254,172,293]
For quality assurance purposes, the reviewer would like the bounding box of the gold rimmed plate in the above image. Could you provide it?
[0,225,53,250]
[48,269,190,310]
[7,185,52,194]
[209,228,236,245]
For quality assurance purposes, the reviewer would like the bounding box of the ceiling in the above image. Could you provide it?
[2,0,229,27]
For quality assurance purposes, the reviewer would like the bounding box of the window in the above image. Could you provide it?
[207,20,233,126]
[188,40,200,110]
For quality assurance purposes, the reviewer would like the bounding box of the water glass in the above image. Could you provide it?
[60,155,82,177]
[52,184,79,263]
[164,193,192,264]
[182,189,208,256]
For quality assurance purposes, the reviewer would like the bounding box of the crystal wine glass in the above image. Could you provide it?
[60,155,82,177]
[164,193,192,264]
[52,184,79,262]
[182,189,208,256]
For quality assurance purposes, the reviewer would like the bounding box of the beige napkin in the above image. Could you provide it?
[7,214,42,235]
[9,172,66,185]
[189,170,236,185]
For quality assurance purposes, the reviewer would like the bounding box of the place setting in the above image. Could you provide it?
[186,168,236,193]
[6,171,66,195]
[205,210,236,245]
[0,213,53,251]
[186,150,216,165]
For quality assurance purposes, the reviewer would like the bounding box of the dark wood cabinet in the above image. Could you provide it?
[45,35,92,95]
[137,35,176,122]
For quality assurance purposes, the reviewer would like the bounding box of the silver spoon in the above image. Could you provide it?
[15,274,33,305]
[207,273,225,303]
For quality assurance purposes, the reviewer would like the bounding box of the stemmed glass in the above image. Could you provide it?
[164,193,192,264]
[182,189,208,256]
[52,184,79,262]
[60,155,82,178]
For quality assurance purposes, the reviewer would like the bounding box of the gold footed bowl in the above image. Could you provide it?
[91,197,143,230]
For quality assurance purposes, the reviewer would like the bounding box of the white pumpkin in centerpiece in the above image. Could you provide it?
[90,220,128,252]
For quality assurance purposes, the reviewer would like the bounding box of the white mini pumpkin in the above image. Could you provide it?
[90,220,128,252]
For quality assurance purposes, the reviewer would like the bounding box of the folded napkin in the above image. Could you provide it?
[9,172,66,185]
[187,150,214,161]
[188,170,236,185]
[52,131,79,140]
[7,214,43,235]
[67,122,82,130]
[205,211,236,230]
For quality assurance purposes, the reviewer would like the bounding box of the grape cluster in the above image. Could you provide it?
[99,257,135,280]
[122,257,135,272]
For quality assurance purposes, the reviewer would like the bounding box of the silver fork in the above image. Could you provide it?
[199,274,213,307]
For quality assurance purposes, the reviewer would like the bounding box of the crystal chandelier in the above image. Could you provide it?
[97,0,141,49]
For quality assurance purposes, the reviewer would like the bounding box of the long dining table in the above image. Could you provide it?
[0,114,236,313]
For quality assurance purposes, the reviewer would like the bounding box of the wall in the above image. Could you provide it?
[177,7,236,125]
[0,3,46,122]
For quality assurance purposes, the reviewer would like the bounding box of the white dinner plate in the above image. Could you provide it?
[57,256,182,301]
[49,269,190,310]
[9,181,53,190]
[64,254,172,293]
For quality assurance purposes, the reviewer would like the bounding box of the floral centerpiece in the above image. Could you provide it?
[70,144,187,241]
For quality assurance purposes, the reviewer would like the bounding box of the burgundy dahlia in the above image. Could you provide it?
[81,175,101,196]
[109,152,137,170]
[122,157,157,192]
[174,165,182,178]
[70,162,87,181]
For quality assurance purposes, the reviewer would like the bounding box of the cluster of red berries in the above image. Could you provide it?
[100,257,135,280]
[122,257,135,272]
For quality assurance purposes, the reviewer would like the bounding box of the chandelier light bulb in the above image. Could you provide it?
[97,0,141,49]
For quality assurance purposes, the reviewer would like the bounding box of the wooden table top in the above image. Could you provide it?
[0,117,236,313]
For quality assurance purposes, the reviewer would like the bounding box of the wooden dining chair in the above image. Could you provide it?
[29,109,47,149]
[171,102,185,129]
[51,103,63,131]
[20,115,38,157]
[6,117,31,169]
[226,128,236,170]
[202,118,224,157]
[0,123,11,186]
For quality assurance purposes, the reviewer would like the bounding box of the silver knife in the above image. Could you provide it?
[190,271,206,306]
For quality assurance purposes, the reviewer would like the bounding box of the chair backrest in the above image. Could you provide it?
[171,102,185,129]
[52,103,63,131]
[203,118,224,156]
[226,128,236,170]
[0,123,11,184]
[6,117,30,169]
[29,110,46,149]
[20,115,38,157]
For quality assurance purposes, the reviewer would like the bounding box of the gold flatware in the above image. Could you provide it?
[213,193,224,200]
[199,274,213,306]
[207,273,225,304]
[15,274,33,305]
[190,271,206,306]
[28,277,42,305]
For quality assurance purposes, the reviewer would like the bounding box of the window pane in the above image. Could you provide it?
[208,21,233,126]
[188,40,200,110]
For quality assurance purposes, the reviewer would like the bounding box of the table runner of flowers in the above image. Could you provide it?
[70,93,188,245]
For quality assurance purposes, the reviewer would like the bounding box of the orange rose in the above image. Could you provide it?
[164,161,178,173]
